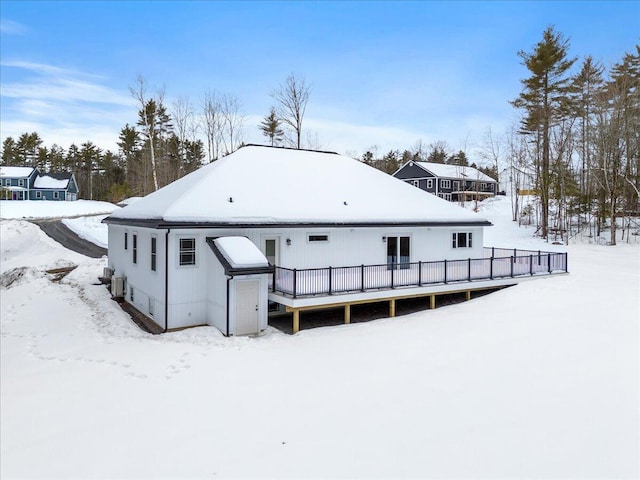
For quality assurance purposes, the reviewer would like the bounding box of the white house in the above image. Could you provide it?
[104,145,567,335]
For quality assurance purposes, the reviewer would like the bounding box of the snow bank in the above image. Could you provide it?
[62,215,109,248]
[0,199,119,220]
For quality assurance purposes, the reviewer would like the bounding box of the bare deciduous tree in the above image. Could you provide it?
[271,73,311,149]
[220,93,245,155]
[201,90,224,162]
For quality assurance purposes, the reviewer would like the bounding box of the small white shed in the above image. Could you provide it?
[206,236,274,336]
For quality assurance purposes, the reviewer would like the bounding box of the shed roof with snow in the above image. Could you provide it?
[105,145,491,227]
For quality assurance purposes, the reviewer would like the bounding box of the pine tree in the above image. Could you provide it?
[260,107,284,146]
[511,26,576,238]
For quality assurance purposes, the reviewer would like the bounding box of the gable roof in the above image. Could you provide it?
[410,162,497,183]
[105,145,491,227]
[0,166,37,178]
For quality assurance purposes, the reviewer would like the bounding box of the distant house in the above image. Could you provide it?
[0,166,79,201]
[393,161,498,202]
[103,145,567,337]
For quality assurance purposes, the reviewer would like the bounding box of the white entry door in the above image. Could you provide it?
[235,280,260,335]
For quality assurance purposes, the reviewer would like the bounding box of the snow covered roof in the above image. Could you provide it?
[0,166,36,178]
[34,174,70,189]
[214,237,270,269]
[412,162,497,183]
[106,145,491,227]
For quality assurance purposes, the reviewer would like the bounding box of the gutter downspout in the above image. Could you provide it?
[164,229,170,333]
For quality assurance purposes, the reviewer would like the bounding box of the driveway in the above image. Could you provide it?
[32,219,107,258]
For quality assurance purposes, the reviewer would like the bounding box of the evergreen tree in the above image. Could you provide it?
[511,26,576,238]
[260,107,284,146]
[1,137,17,165]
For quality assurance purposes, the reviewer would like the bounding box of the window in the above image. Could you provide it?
[151,237,157,271]
[179,238,196,266]
[36,191,42,199]
[452,232,473,248]
[426,179,433,189]
[441,179,451,189]
[124,232,128,250]
[444,193,452,201]
[481,182,487,190]
[18,179,24,187]
[132,234,137,264]
[411,180,420,188]
[452,181,460,191]
[53,191,59,199]
[308,234,329,242]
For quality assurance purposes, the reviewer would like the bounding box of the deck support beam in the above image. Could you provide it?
[466,290,471,301]
[293,309,300,334]
[344,304,351,324]
[389,299,396,317]
[430,294,435,309]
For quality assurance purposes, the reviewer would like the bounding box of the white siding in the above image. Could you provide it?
[109,223,486,331]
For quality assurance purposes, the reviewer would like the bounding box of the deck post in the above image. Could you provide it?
[272,269,276,292]
[293,309,300,334]
[293,269,299,298]
[344,304,351,324]
[361,264,365,292]
[391,264,394,289]
[467,258,471,281]
[490,256,493,280]
[444,259,448,284]
[466,290,471,301]
[548,253,551,273]
[389,299,396,317]
[565,252,568,272]
[328,266,332,295]
[418,261,422,286]
[510,257,514,277]
[530,254,533,275]
[430,294,435,309]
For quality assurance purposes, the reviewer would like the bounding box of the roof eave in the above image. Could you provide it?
[102,217,493,228]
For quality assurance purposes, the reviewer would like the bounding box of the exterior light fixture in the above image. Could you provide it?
[286,238,291,246]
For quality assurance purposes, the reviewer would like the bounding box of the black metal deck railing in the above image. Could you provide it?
[271,247,568,298]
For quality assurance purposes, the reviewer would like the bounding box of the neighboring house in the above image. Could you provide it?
[103,145,567,336]
[0,166,79,201]
[393,161,498,202]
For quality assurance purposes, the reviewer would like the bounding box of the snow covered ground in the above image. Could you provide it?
[0,199,119,220]
[1,196,638,478]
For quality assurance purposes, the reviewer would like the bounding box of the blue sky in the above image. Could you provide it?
[1,0,638,160]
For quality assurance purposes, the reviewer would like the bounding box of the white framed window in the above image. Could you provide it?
[411,180,419,188]
[53,191,59,199]
[179,238,196,266]
[441,179,451,189]
[452,181,460,191]
[426,179,433,189]
[452,232,473,248]
[444,193,452,201]
[307,234,329,243]
[151,236,157,271]
[36,191,42,199]
[18,179,24,187]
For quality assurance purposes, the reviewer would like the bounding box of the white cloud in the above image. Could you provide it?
[0,19,28,35]
[0,61,136,151]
